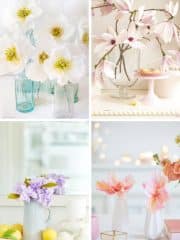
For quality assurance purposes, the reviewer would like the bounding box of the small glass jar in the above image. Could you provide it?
[15,74,35,113]
[101,231,127,240]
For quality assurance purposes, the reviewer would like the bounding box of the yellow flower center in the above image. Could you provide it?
[54,57,72,73]
[82,32,89,45]
[5,47,19,63]
[17,7,32,20]
[38,51,49,64]
[51,26,64,38]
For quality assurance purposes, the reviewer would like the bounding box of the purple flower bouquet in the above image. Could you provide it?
[8,174,67,207]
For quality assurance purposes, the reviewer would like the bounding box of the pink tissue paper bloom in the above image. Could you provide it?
[93,26,121,55]
[165,1,179,17]
[143,173,169,212]
[113,0,134,12]
[119,26,145,49]
[161,54,175,72]
[96,174,135,196]
[154,21,179,44]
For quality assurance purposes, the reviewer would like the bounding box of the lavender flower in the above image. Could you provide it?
[9,174,67,207]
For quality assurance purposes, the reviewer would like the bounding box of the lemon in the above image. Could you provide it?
[11,224,23,234]
[42,228,57,240]
[11,230,22,240]
[0,225,10,237]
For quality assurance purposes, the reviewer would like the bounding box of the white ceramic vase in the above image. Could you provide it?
[112,195,129,232]
[144,209,164,240]
[23,201,50,240]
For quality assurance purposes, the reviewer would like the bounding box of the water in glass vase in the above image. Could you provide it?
[15,75,35,113]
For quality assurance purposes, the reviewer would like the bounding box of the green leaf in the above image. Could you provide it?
[153,154,160,165]
[2,229,18,240]
[8,193,20,199]
[24,178,31,186]
[42,182,57,188]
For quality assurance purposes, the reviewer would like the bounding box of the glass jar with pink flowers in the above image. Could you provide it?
[96,175,135,234]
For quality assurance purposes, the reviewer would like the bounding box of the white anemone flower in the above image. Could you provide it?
[44,45,85,86]
[7,0,42,30]
[77,17,89,48]
[34,15,74,46]
[0,35,32,75]
[26,46,52,82]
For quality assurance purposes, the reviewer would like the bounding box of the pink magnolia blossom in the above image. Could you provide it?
[93,26,121,55]
[165,1,179,17]
[93,61,106,88]
[96,174,135,197]
[136,7,156,28]
[119,26,145,48]
[143,173,169,212]
[161,54,175,72]
[154,21,179,44]
[112,0,134,12]
[168,50,180,67]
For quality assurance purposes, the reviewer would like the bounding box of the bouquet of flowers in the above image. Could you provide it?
[0,0,88,114]
[8,174,67,207]
[92,0,180,87]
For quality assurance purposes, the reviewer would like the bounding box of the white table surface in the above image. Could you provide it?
[97,214,168,240]
[92,89,180,120]
[0,76,89,119]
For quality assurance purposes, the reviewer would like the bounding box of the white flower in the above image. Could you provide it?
[44,45,85,85]
[26,45,52,82]
[165,1,179,17]
[0,35,32,75]
[34,14,74,46]
[7,0,42,31]
[77,17,89,49]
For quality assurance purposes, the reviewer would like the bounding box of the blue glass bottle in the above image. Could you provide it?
[15,72,35,113]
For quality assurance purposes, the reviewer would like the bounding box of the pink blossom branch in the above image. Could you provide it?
[94,46,115,69]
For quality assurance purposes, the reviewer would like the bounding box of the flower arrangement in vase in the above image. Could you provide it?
[92,0,180,99]
[143,173,169,240]
[0,0,88,116]
[96,174,134,233]
[8,174,67,240]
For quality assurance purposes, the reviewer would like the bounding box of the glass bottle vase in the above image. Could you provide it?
[54,83,75,118]
[144,209,164,239]
[15,75,35,113]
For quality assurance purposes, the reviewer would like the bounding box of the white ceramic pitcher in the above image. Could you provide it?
[23,201,51,240]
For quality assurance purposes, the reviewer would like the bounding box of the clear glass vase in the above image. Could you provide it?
[54,83,75,118]
[15,74,35,113]
[23,201,50,240]
[112,195,129,233]
[109,48,141,99]
[144,209,164,240]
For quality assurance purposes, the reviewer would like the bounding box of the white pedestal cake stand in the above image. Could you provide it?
[139,75,169,106]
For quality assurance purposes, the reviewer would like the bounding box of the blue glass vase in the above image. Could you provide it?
[15,74,35,113]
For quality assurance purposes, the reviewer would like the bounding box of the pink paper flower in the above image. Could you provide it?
[96,175,135,196]
[154,21,179,44]
[143,173,169,212]
[113,0,134,12]
[119,27,145,49]
[161,54,175,72]
[165,1,179,17]
[93,26,121,55]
